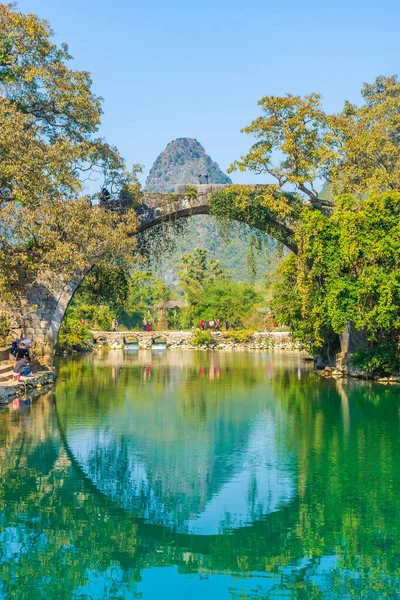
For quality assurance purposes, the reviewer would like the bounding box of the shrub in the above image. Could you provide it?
[192,329,213,346]
[224,329,254,343]
[352,343,400,377]
[57,313,93,351]
[92,305,114,330]
[185,185,198,199]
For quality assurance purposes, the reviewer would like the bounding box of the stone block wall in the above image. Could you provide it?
[91,330,295,350]
[12,271,84,368]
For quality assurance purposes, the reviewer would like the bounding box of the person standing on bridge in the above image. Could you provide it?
[147,321,152,333]
[142,318,147,332]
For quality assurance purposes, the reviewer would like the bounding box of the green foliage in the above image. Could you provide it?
[177,248,229,306]
[0,4,140,334]
[352,344,400,377]
[0,318,8,344]
[91,305,114,331]
[78,262,130,311]
[185,185,197,198]
[65,269,173,332]
[210,185,302,252]
[126,271,171,328]
[175,249,262,328]
[147,215,274,286]
[57,311,93,351]
[229,75,400,202]
[192,329,213,346]
[271,192,400,363]
[270,254,326,353]
[194,281,260,327]
[224,329,254,343]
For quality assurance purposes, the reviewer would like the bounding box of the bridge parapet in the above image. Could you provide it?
[138,184,230,231]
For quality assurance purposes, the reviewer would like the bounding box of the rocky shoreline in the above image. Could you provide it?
[0,371,56,405]
[318,365,400,384]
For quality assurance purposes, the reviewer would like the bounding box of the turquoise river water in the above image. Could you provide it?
[0,350,399,599]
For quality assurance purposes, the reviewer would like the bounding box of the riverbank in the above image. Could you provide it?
[88,330,298,351]
[0,370,56,405]
[85,332,400,383]
[319,365,400,384]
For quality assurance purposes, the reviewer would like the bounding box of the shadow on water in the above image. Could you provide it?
[0,350,400,599]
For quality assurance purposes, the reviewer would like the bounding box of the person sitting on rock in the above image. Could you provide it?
[15,342,30,361]
[14,358,32,377]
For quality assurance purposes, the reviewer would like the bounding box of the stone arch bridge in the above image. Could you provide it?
[14,184,299,366]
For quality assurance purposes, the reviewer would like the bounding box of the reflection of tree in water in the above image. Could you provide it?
[1,356,400,599]
[0,395,142,599]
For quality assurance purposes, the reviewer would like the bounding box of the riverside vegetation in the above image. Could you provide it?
[57,247,266,350]
[1,3,400,377]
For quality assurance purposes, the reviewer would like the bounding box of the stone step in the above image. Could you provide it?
[0,363,14,376]
[0,347,10,362]
[0,360,15,383]
[0,373,14,383]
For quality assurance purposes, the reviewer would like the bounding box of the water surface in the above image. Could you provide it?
[1,350,399,599]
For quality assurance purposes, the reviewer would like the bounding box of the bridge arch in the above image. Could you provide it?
[16,184,296,366]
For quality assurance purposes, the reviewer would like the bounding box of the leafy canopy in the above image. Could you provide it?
[0,4,140,331]
[271,192,400,369]
[177,248,229,306]
[230,76,400,203]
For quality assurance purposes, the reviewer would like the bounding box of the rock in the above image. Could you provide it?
[145,138,231,193]
[331,369,344,378]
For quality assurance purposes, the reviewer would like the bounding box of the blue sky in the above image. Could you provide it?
[18,0,400,186]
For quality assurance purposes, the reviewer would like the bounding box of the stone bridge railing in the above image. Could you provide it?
[137,184,229,231]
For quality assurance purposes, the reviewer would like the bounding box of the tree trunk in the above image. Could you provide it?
[336,322,368,374]
[314,333,341,369]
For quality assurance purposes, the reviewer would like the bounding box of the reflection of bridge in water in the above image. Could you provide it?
[55,351,300,541]
[3,354,398,598]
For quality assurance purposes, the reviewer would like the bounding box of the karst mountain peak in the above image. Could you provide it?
[145,138,232,193]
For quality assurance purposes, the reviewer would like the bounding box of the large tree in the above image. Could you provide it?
[229,76,400,203]
[0,4,139,335]
[212,76,400,373]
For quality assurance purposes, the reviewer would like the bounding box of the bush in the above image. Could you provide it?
[352,343,400,377]
[192,329,213,346]
[0,318,8,345]
[185,185,197,198]
[92,305,114,330]
[224,329,254,343]
[57,313,93,351]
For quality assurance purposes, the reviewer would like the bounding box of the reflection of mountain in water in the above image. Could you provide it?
[3,353,400,599]
[63,355,296,534]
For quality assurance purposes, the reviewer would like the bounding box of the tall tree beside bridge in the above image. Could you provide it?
[214,76,400,374]
[0,4,139,358]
